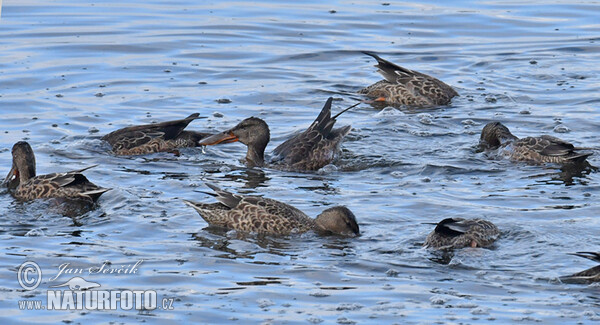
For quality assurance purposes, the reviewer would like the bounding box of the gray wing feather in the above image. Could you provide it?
[205,183,243,209]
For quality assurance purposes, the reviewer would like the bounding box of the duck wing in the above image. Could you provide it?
[560,252,600,283]
[204,183,243,209]
[31,165,109,201]
[205,183,307,220]
[272,98,350,170]
[241,196,308,221]
[102,113,201,150]
[571,251,600,263]
[434,218,474,236]
[517,135,592,162]
[186,184,311,234]
[538,135,575,156]
[363,51,458,102]
[363,51,423,84]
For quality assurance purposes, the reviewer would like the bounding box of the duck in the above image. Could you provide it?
[480,122,592,164]
[560,252,600,284]
[183,183,360,236]
[199,97,353,171]
[2,141,109,202]
[424,218,499,250]
[359,51,458,107]
[102,113,210,155]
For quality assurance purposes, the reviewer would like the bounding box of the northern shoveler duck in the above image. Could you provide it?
[2,141,109,202]
[198,97,353,171]
[480,122,592,164]
[560,252,600,284]
[359,52,458,107]
[424,218,499,250]
[184,183,359,236]
[102,113,210,155]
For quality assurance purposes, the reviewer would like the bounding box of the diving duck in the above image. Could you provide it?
[199,97,352,171]
[480,122,592,164]
[424,218,499,250]
[560,252,600,284]
[3,141,109,202]
[184,183,359,236]
[359,52,458,107]
[102,113,210,155]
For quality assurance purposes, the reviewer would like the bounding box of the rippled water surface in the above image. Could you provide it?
[1,0,599,323]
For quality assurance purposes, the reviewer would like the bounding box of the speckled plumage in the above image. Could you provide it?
[480,122,592,164]
[102,113,209,155]
[560,252,600,284]
[271,98,351,171]
[424,218,499,250]
[199,97,351,171]
[359,52,458,107]
[3,141,109,202]
[184,183,359,236]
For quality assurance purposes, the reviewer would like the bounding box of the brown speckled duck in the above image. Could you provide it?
[184,183,359,236]
[560,252,600,284]
[359,52,458,107]
[102,113,210,155]
[480,122,592,164]
[199,97,352,171]
[424,218,499,250]
[3,141,109,202]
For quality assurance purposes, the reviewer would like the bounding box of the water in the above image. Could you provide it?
[1,0,599,323]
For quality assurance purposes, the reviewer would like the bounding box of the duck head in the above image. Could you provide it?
[480,122,517,149]
[3,141,36,188]
[199,117,270,167]
[314,206,360,236]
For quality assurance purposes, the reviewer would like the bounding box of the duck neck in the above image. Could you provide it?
[499,132,518,145]
[312,219,326,232]
[16,161,36,183]
[246,144,266,168]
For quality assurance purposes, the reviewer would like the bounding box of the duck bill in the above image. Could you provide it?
[199,131,239,146]
[2,166,17,187]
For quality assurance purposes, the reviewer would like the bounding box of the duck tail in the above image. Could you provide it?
[332,125,352,139]
[81,187,111,201]
[566,152,593,163]
[332,101,361,120]
[71,165,100,173]
[570,251,600,262]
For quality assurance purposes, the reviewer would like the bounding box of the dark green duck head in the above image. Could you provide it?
[3,141,36,188]
[314,206,360,237]
[199,117,270,167]
[480,122,518,149]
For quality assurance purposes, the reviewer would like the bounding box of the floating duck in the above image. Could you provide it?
[359,51,458,107]
[480,122,592,164]
[199,97,354,171]
[102,113,209,155]
[184,183,359,236]
[3,141,109,202]
[424,217,499,250]
[560,251,600,284]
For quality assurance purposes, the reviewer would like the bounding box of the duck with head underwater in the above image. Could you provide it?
[424,217,500,250]
[359,51,458,108]
[479,122,593,164]
[559,251,600,284]
[184,183,360,237]
[102,113,210,155]
[199,97,357,171]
